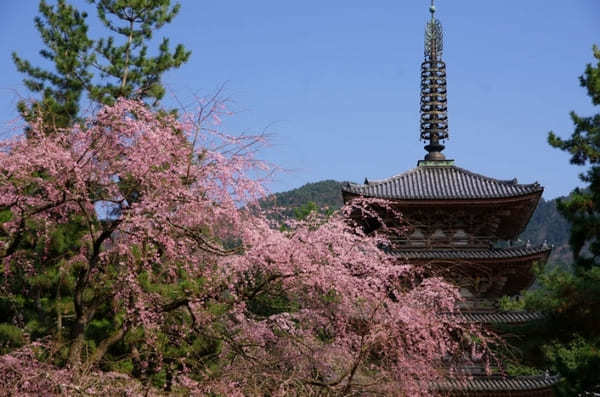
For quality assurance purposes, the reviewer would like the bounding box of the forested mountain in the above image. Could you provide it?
[520,198,572,265]
[265,180,345,209]
[261,180,345,218]
[265,180,572,266]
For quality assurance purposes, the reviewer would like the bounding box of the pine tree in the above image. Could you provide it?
[12,0,94,129]
[12,0,191,129]
[521,45,600,396]
[548,45,600,272]
[3,0,192,380]
[89,0,190,106]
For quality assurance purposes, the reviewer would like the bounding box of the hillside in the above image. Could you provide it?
[261,180,345,218]
[266,180,345,209]
[266,180,572,266]
[520,198,572,265]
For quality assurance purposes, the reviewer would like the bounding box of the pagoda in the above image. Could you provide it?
[341,2,558,396]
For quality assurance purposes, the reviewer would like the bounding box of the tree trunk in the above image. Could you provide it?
[68,318,86,368]
[82,327,125,372]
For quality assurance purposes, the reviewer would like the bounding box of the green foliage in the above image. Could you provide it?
[5,1,192,384]
[294,201,318,220]
[86,318,114,341]
[89,0,190,106]
[246,287,299,318]
[543,336,600,396]
[245,271,300,318]
[0,324,25,354]
[505,362,541,377]
[110,358,134,375]
[518,44,600,396]
[524,266,600,340]
[0,209,13,223]
[0,212,91,343]
[13,0,190,129]
[261,180,344,219]
[547,45,600,272]
[12,0,94,129]
[498,296,525,311]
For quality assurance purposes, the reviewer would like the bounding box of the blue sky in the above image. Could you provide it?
[1,1,599,199]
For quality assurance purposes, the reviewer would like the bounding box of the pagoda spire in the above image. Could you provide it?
[420,0,449,161]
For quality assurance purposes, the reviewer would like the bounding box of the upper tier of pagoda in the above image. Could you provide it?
[342,163,544,241]
[342,163,543,201]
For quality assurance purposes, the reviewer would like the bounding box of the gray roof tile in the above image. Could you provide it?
[435,375,559,392]
[342,165,543,200]
[451,311,545,324]
[387,245,551,260]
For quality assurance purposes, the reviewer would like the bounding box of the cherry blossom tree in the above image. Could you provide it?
[0,99,487,395]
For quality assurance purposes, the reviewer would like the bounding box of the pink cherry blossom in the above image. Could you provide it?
[0,99,489,396]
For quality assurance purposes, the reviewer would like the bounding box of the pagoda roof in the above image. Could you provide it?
[453,311,544,324]
[387,245,551,261]
[342,164,543,201]
[435,375,559,393]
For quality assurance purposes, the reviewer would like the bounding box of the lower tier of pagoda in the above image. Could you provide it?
[387,243,555,395]
[388,244,552,299]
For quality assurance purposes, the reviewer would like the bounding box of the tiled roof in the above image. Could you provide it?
[342,165,543,200]
[387,245,551,260]
[435,375,560,392]
[452,311,545,324]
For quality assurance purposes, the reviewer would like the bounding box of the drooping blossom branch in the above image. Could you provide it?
[0,99,490,396]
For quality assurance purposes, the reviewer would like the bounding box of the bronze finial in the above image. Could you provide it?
[420,0,449,161]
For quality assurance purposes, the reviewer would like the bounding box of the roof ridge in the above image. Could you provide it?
[358,166,421,186]
[341,165,544,200]
[352,165,541,188]
[342,165,544,200]
[449,165,541,188]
